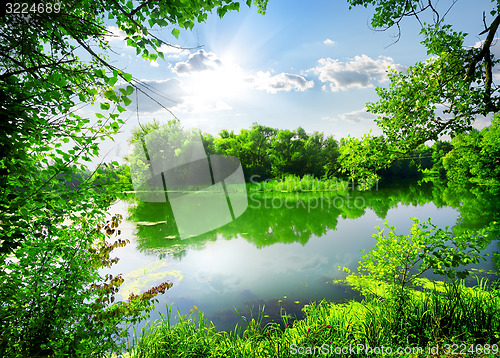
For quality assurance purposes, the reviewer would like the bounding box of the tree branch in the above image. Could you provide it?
[0,58,77,80]
[465,14,500,83]
[463,14,500,113]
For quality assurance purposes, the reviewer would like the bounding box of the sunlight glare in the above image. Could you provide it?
[185,57,250,108]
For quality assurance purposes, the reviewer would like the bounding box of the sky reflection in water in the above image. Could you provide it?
[106,180,500,332]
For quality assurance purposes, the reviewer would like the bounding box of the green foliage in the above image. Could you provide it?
[248,174,351,193]
[127,119,205,194]
[368,41,483,150]
[345,1,500,178]
[430,140,453,176]
[345,218,489,295]
[338,134,396,180]
[0,214,173,357]
[1,0,265,355]
[128,121,448,184]
[131,282,500,358]
[375,145,433,178]
[209,123,277,178]
[131,121,341,182]
[443,115,500,184]
[347,0,421,29]
[266,127,332,178]
[131,305,220,358]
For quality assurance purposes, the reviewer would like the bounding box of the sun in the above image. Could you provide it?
[182,56,251,111]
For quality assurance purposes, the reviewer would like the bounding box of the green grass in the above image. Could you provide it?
[122,174,379,195]
[127,278,500,358]
[247,174,368,193]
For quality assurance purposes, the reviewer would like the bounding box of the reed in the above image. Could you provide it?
[247,174,356,193]
[129,278,500,358]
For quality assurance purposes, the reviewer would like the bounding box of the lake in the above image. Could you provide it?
[105,179,500,334]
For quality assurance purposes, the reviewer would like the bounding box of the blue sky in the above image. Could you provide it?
[89,0,497,164]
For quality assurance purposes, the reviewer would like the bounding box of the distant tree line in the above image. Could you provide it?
[124,120,500,184]
[201,123,340,179]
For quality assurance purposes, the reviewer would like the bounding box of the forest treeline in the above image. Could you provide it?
[201,122,435,180]
[118,119,499,186]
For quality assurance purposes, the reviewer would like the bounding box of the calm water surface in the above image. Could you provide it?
[106,179,500,332]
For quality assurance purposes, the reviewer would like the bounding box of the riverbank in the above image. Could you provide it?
[246,174,377,193]
[126,277,500,358]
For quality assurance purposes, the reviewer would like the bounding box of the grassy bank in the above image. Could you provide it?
[127,279,500,358]
[247,174,378,193]
[122,174,377,195]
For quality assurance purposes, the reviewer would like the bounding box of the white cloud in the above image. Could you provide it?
[311,54,403,92]
[471,38,500,51]
[172,49,222,74]
[160,50,316,114]
[322,108,376,123]
[167,50,248,113]
[252,71,314,94]
[172,97,233,113]
[105,26,127,42]
[150,60,159,68]
[323,38,335,46]
[157,44,190,59]
[339,108,376,123]
[170,50,314,98]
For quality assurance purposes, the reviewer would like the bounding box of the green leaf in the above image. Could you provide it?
[100,102,110,110]
[217,7,228,17]
[123,96,132,106]
[126,38,136,47]
[125,85,134,95]
[171,28,180,39]
[229,2,240,11]
[108,77,118,87]
[123,72,132,82]
[198,13,208,22]
[93,69,105,78]
[104,90,117,101]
